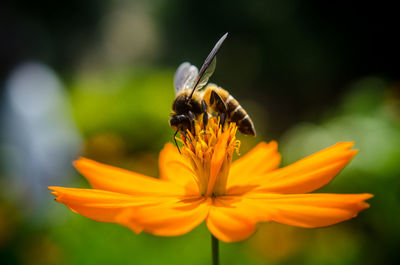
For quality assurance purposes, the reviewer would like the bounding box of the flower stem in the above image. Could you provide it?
[211,234,219,265]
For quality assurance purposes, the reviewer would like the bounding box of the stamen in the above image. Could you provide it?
[180,116,239,196]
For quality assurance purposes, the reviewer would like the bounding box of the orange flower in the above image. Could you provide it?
[49,118,372,242]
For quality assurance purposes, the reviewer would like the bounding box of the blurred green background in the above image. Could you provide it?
[1,0,399,264]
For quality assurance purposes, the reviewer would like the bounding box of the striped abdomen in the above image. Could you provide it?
[204,85,256,136]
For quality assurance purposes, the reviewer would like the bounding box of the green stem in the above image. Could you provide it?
[211,234,219,265]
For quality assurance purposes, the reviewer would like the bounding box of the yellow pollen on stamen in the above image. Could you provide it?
[181,117,239,197]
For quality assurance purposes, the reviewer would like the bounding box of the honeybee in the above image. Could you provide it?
[169,33,256,147]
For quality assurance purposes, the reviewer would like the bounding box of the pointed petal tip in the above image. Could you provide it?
[256,140,279,150]
[350,149,359,155]
[361,193,374,200]
[73,157,92,168]
[47,186,68,192]
[48,187,63,201]
[337,141,355,149]
[48,186,61,194]
[129,226,144,235]
[269,140,278,147]
[346,149,359,162]
[356,193,373,211]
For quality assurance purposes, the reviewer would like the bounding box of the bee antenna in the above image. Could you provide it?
[188,32,228,100]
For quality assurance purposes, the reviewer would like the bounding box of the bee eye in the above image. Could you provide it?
[169,116,177,126]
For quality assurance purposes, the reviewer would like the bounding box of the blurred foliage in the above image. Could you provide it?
[278,77,400,265]
[70,69,173,151]
[68,69,176,178]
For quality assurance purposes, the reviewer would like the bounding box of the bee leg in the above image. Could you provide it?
[188,111,196,137]
[191,119,196,137]
[184,131,195,150]
[201,100,208,130]
[210,90,227,113]
[210,90,228,127]
[220,112,226,128]
[173,130,181,154]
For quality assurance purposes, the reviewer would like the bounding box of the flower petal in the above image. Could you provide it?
[158,143,199,195]
[206,197,257,242]
[244,193,373,228]
[228,141,281,187]
[74,157,187,196]
[49,186,150,232]
[232,142,358,194]
[120,197,210,236]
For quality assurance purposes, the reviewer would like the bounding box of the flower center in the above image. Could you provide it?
[180,116,240,197]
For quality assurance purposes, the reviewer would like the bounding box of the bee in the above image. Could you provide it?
[169,33,256,148]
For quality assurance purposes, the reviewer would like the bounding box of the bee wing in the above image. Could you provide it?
[189,32,228,97]
[174,62,198,94]
[195,56,216,91]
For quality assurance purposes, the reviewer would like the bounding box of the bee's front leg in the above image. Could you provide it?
[220,112,226,128]
[173,130,181,154]
[210,90,228,127]
[188,111,196,137]
[201,100,209,130]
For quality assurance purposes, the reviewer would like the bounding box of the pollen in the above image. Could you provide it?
[179,117,240,197]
